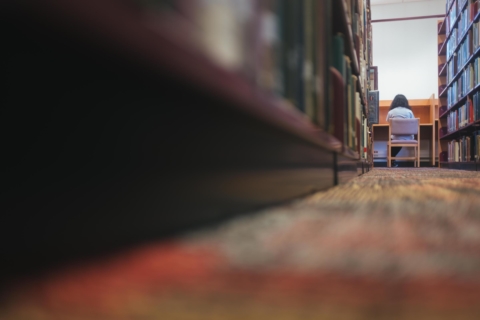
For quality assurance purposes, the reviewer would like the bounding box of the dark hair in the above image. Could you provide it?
[389,94,411,110]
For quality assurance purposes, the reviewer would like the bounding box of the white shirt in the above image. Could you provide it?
[386,107,415,140]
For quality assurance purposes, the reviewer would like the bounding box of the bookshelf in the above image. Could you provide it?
[0,0,373,277]
[372,96,439,166]
[331,0,373,177]
[437,0,480,171]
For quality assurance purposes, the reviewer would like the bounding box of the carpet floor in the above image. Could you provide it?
[2,168,480,319]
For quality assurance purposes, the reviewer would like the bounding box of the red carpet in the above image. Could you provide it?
[2,168,480,319]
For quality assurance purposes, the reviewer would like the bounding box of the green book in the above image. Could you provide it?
[332,33,345,79]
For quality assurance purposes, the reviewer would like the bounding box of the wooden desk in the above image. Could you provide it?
[372,95,439,166]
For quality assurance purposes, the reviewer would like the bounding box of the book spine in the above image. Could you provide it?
[331,67,346,144]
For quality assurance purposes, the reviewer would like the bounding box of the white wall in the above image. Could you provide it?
[372,0,445,100]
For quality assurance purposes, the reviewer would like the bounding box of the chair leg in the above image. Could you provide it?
[388,144,391,168]
[417,146,420,167]
[413,147,416,167]
[416,146,419,167]
[414,147,417,167]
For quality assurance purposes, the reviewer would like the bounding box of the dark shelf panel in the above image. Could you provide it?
[438,18,446,35]
[439,161,478,171]
[336,152,360,185]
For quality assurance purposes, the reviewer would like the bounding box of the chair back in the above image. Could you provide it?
[390,118,419,135]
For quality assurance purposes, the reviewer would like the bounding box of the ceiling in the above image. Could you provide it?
[370,0,433,5]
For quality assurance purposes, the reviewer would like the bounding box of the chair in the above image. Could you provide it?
[387,118,420,167]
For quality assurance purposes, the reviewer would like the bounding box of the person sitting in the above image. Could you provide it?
[386,94,415,167]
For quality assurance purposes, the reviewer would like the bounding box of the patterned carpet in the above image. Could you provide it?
[2,168,480,319]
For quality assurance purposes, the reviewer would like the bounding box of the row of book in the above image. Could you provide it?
[447,52,457,84]
[345,0,370,95]
[446,24,458,61]
[135,0,372,143]
[135,0,372,154]
[448,29,469,82]
[330,0,371,154]
[447,16,480,84]
[446,131,480,162]
[447,56,480,107]
[446,0,470,37]
[137,0,255,74]
[342,0,372,94]
[446,0,458,38]
[456,0,475,41]
[446,0,455,14]
[447,91,480,133]
[134,0,332,128]
[357,0,373,159]
[332,34,363,151]
[446,0,479,61]
[354,0,370,154]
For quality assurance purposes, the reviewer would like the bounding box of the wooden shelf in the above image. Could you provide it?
[438,0,480,171]
[1,0,374,279]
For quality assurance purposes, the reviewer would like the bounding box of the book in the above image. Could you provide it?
[367,90,379,125]
[331,67,346,144]
[345,55,352,147]
[280,0,303,110]
[332,33,346,78]
[304,0,316,121]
